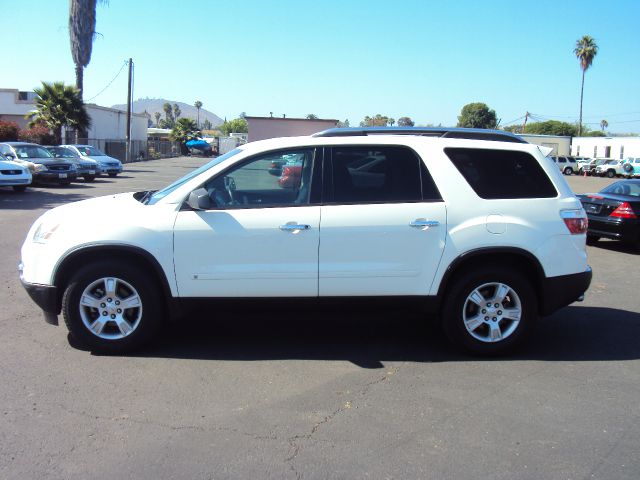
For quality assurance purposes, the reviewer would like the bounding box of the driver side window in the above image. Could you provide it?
[204,149,315,208]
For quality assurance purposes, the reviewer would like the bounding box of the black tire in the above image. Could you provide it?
[62,260,163,353]
[441,267,537,356]
[606,169,615,178]
[108,173,118,177]
[12,185,27,192]
[623,163,633,173]
[83,174,96,182]
[564,167,574,175]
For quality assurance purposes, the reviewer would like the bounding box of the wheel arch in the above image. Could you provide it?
[437,247,546,312]
[53,244,175,314]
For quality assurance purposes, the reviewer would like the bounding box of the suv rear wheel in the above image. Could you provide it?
[563,167,574,175]
[62,260,162,353]
[442,267,537,355]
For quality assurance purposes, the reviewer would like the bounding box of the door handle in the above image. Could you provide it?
[279,223,310,231]
[410,219,440,228]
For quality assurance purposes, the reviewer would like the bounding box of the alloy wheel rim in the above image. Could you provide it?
[462,282,522,343]
[78,277,143,340]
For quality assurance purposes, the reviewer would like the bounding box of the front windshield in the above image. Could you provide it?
[147,148,243,205]
[48,147,78,158]
[15,145,53,159]
[77,146,105,156]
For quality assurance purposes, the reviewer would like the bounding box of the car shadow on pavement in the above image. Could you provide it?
[0,188,92,210]
[91,305,640,367]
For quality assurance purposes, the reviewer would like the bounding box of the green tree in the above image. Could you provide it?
[388,118,395,126]
[220,117,248,135]
[457,102,498,129]
[202,118,212,130]
[600,119,608,132]
[154,111,161,127]
[27,81,91,145]
[173,103,181,121]
[397,116,415,127]
[360,114,390,127]
[170,118,200,143]
[69,0,105,98]
[306,114,318,120]
[574,35,598,136]
[522,120,577,136]
[337,119,350,128]
[194,100,203,127]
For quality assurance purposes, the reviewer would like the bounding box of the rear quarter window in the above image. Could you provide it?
[444,148,557,199]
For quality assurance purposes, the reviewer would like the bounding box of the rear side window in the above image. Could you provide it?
[445,148,557,199]
[330,146,440,203]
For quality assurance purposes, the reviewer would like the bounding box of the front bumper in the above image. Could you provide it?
[540,267,592,316]
[34,171,78,183]
[21,280,59,325]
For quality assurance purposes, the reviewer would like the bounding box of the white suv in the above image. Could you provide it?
[20,128,592,355]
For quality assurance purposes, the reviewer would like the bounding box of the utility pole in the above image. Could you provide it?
[520,111,529,134]
[125,58,133,163]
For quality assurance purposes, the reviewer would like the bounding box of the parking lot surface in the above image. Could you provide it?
[1,159,639,479]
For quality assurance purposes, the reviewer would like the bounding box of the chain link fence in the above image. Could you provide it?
[71,137,181,163]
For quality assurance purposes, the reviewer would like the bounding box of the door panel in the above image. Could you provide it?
[174,207,320,297]
[319,203,447,296]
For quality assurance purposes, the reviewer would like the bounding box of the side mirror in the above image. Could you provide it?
[187,188,212,210]
[4,153,15,160]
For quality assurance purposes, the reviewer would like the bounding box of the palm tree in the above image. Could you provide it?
[600,119,608,132]
[170,118,200,143]
[163,102,173,127]
[154,112,161,127]
[69,0,105,99]
[173,103,181,121]
[194,100,203,127]
[28,81,91,145]
[574,35,598,136]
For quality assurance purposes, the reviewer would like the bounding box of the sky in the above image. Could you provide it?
[2,0,640,132]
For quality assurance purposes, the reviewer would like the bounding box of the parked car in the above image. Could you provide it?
[578,179,640,248]
[551,155,578,175]
[61,144,123,177]
[277,154,305,188]
[0,153,32,192]
[0,142,78,185]
[20,127,591,356]
[622,158,640,178]
[579,158,606,176]
[46,146,99,182]
[575,157,593,174]
[594,159,627,178]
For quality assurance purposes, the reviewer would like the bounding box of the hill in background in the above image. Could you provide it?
[112,98,224,127]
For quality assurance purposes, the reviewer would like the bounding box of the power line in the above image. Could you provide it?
[85,60,128,102]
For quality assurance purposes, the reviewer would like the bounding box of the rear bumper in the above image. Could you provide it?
[540,267,592,316]
[34,172,78,182]
[587,216,639,242]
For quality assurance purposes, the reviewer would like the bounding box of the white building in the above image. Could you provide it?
[571,136,640,160]
[0,87,147,142]
[246,116,338,142]
[519,134,572,156]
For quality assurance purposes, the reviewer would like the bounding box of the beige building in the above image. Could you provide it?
[519,134,572,156]
[246,116,338,142]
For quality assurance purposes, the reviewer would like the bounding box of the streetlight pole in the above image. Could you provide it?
[125,58,133,163]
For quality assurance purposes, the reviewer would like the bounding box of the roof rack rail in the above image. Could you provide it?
[312,127,527,144]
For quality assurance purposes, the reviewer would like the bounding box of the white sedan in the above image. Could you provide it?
[0,155,32,192]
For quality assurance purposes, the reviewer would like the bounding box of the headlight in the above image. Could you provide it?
[33,221,60,243]
[35,164,48,172]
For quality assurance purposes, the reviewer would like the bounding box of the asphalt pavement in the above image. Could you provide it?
[0,158,638,480]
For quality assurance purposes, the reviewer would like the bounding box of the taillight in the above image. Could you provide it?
[561,209,588,234]
[610,202,637,219]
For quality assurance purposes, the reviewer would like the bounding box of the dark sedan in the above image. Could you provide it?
[578,179,640,248]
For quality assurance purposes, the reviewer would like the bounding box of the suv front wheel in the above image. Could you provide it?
[442,267,537,355]
[62,260,162,353]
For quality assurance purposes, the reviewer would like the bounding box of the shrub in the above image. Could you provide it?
[0,120,20,141]
[18,124,56,145]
